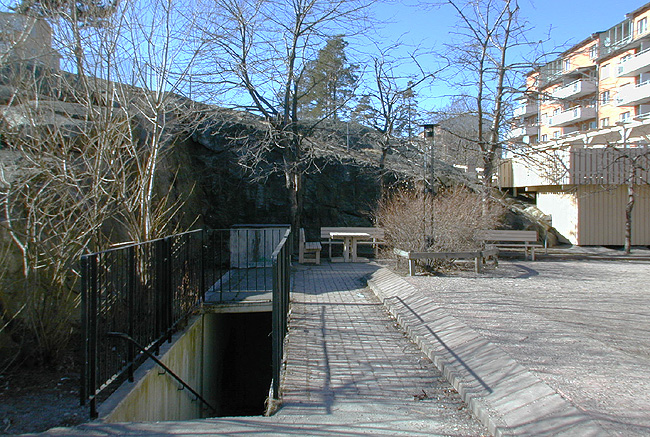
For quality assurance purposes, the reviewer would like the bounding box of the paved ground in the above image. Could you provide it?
[276,263,489,435]
[37,252,650,436]
[402,258,650,436]
[40,262,488,436]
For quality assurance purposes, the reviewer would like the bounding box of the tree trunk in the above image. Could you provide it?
[287,169,302,252]
[379,145,388,195]
[624,176,635,255]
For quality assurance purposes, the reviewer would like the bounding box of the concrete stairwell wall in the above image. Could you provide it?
[99,314,212,422]
[98,310,273,422]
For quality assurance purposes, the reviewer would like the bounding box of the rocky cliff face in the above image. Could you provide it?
[0,61,467,243]
[186,118,388,234]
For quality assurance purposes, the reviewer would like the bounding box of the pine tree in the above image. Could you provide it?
[299,35,359,121]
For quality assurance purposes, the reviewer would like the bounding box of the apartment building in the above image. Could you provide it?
[502,3,650,246]
[510,3,650,144]
[0,12,59,70]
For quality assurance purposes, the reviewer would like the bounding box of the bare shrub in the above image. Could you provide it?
[375,186,429,253]
[375,185,504,265]
[0,2,203,367]
[431,186,504,252]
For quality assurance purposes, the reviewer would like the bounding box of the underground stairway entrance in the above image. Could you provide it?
[98,310,274,422]
[211,311,273,417]
[81,226,292,422]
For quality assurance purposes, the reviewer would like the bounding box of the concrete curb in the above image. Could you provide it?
[367,267,607,436]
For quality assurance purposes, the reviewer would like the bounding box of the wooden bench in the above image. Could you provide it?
[479,230,543,260]
[299,228,321,265]
[320,227,385,259]
[394,248,499,275]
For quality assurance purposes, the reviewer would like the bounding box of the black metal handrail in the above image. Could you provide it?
[81,227,293,418]
[107,332,217,414]
[271,228,292,399]
[81,230,205,418]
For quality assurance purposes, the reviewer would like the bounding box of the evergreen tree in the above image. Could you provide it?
[299,35,359,121]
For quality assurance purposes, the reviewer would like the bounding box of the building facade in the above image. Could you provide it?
[503,2,650,246]
[0,12,59,70]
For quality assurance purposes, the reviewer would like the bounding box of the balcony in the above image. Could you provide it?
[617,48,650,77]
[549,106,597,127]
[551,80,597,101]
[506,125,537,141]
[513,101,537,118]
[616,81,650,106]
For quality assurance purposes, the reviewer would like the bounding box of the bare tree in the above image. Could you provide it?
[197,0,372,233]
[0,0,204,365]
[441,0,532,187]
[111,0,205,241]
[610,126,650,254]
[353,44,437,191]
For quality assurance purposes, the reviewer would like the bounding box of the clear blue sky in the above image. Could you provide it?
[371,0,649,109]
[374,0,647,54]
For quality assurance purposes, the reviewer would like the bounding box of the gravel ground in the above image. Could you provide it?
[0,366,86,435]
[404,258,650,436]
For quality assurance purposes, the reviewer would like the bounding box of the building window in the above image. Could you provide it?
[617,54,631,75]
[601,90,610,104]
[590,121,598,129]
[620,111,631,122]
[553,131,559,138]
[553,108,560,116]
[638,17,648,35]
[564,59,571,71]
[589,45,598,59]
[601,117,610,127]
[601,64,610,79]
[541,134,548,142]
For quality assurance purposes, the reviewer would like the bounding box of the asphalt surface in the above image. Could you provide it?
[403,257,650,436]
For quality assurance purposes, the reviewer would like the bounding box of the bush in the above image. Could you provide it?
[375,186,504,265]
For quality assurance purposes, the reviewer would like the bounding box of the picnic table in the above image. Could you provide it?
[329,231,371,262]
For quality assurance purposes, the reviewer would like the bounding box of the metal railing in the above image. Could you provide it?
[107,331,217,414]
[80,227,292,418]
[271,229,291,399]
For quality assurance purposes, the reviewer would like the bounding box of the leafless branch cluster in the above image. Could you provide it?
[0,0,204,365]
[375,185,504,270]
[192,0,374,233]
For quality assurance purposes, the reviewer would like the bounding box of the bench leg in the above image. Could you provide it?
[531,247,536,261]
[475,256,482,273]
[315,250,320,265]
[408,259,415,276]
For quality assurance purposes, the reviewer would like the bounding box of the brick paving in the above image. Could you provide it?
[276,262,488,435]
